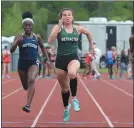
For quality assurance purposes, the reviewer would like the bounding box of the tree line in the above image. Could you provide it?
[2,1,133,40]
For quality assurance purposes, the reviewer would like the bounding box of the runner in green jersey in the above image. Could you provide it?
[48,8,94,122]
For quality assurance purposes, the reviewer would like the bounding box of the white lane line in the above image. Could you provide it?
[2,77,40,100]
[2,87,22,100]
[2,79,16,84]
[101,79,133,98]
[78,75,114,128]
[31,81,58,128]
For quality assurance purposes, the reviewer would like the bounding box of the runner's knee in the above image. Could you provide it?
[23,84,28,90]
[28,77,35,87]
[61,88,69,93]
[68,71,76,79]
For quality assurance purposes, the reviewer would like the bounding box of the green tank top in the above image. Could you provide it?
[57,25,79,55]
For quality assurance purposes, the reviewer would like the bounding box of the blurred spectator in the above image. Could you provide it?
[2,45,11,78]
[119,49,128,78]
[106,48,114,79]
[127,49,133,79]
[92,42,102,79]
[45,47,52,78]
[111,46,119,79]
[38,47,43,78]
[77,48,82,61]
[83,52,93,79]
[49,45,57,77]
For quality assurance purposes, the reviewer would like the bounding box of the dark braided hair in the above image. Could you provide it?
[22,11,33,19]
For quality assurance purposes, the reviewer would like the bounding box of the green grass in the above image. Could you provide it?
[99,68,108,73]
[79,68,108,73]
[11,68,108,74]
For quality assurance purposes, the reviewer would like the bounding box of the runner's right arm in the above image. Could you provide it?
[10,35,23,53]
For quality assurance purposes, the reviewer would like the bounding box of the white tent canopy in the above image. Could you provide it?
[2,36,15,50]
[2,36,15,43]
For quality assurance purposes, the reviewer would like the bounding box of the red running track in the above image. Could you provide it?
[2,73,133,127]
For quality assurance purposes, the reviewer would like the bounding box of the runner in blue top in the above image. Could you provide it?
[106,48,114,79]
[10,11,50,113]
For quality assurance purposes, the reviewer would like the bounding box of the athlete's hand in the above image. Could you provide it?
[90,48,94,55]
[16,35,23,44]
[58,18,63,27]
[90,48,95,58]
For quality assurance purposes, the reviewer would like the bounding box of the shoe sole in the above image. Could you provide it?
[74,107,80,112]
[75,108,80,112]
[22,107,30,113]
[64,116,70,122]
[72,102,80,112]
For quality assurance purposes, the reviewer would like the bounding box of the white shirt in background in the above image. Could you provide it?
[93,45,102,61]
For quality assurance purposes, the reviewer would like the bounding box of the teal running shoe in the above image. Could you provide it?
[72,99,80,112]
[63,103,71,122]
